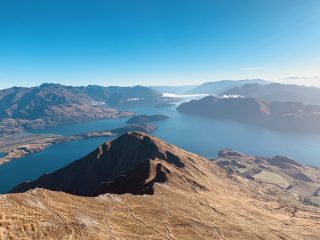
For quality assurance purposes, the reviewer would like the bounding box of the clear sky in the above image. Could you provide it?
[0,0,320,89]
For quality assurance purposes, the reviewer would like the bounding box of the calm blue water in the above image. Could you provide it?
[1,104,320,193]
[30,117,128,136]
[0,138,112,193]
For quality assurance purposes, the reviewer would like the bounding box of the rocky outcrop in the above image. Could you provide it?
[95,160,168,195]
[268,155,303,169]
[218,148,246,158]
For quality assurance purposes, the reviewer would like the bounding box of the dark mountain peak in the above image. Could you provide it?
[10,132,209,196]
[93,131,186,169]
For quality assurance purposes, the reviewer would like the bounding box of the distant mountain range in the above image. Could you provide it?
[177,95,320,133]
[223,83,320,105]
[186,79,269,95]
[5,132,320,238]
[149,85,198,94]
[148,81,320,106]
[0,83,169,133]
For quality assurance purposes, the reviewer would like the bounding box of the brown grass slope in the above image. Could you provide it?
[1,132,320,239]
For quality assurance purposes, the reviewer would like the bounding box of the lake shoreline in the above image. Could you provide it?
[0,123,157,165]
[2,104,320,194]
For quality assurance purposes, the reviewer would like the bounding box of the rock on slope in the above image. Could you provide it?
[2,132,320,239]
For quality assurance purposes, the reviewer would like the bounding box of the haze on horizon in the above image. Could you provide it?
[0,0,319,89]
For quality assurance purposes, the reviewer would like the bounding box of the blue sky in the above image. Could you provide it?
[0,0,319,88]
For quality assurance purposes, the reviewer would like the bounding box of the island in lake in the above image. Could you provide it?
[126,114,169,124]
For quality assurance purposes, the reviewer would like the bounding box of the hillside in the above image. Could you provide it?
[216,149,320,207]
[81,85,164,107]
[187,79,269,95]
[10,132,209,196]
[0,84,167,133]
[177,95,320,133]
[2,132,320,239]
[223,83,320,105]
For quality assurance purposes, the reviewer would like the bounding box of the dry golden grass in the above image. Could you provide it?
[1,133,319,239]
[1,170,319,239]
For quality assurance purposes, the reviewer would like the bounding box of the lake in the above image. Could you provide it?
[1,102,320,193]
